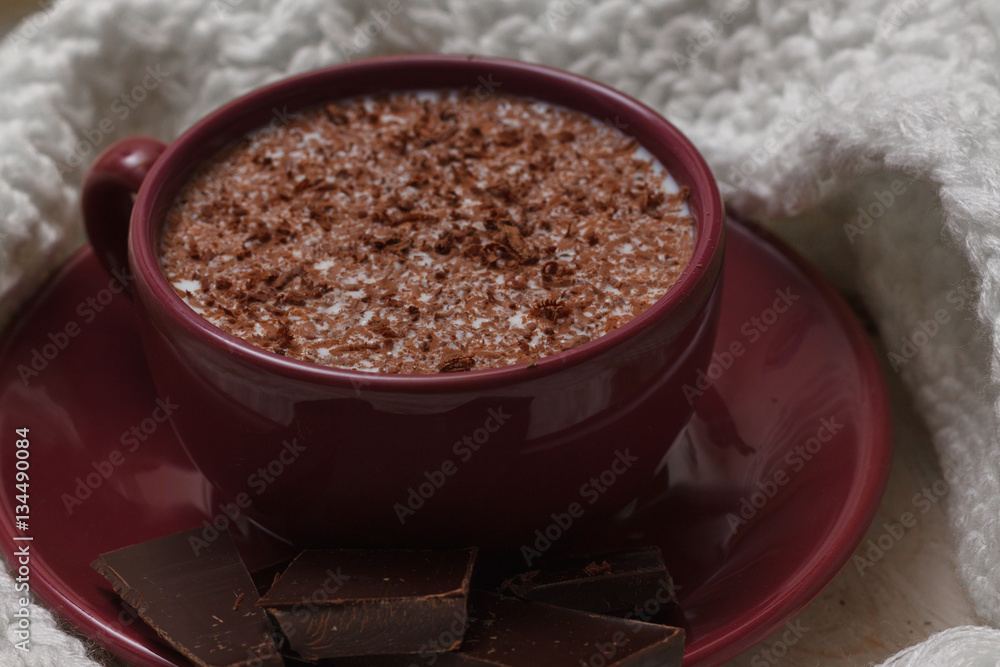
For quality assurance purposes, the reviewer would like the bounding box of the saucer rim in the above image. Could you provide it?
[685,217,892,665]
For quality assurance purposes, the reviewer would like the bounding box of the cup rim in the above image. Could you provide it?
[129,54,725,391]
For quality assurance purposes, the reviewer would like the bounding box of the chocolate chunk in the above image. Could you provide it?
[91,528,281,667]
[499,547,677,614]
[322,593,684,666]
[256,548,477,660]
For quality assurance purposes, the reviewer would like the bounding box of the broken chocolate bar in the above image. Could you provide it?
[323,592,685,666]
[91,527,281,667]
[256,548,477,660]
[500,547,677,614]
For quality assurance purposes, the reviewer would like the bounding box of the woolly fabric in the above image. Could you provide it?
[877,626,1000,667]
[0,0,998,665]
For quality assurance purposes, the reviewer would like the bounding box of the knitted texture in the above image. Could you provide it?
[877,626,1000,667]
[1,0,998,664]
[0,559,99,666]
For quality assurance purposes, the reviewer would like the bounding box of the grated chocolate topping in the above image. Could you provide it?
[159,91,695,374]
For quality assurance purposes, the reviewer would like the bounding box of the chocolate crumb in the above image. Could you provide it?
[583,561,612,577]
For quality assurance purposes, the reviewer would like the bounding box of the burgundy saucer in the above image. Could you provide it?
[0,216,890,666]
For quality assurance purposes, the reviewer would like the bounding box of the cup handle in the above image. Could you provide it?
[82,137,167,294]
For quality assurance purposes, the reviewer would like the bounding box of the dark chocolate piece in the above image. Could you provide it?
[91,528,281,667]
[500,547,677,614]
[256,548,477,660]
[322,592,685,666]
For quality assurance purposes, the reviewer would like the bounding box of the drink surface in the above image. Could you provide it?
[160,91,694,373]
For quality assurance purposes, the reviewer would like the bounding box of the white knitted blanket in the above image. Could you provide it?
[2,0,1000,665]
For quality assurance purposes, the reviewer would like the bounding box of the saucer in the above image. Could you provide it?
[0,216,890,666]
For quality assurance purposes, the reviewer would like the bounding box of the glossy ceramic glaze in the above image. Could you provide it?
[81,55,727,547]
[0,218,891,666]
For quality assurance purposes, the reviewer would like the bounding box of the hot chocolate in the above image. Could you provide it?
[159,91,694,373]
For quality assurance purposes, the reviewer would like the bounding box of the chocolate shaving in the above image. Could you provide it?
[330,343,384,354]
[434,231,455,255]
[492,222,539,264]
[274,268,301,290]
[495,128,522,146]
[369,236,413,255]
[420,125,458,147]
[439,355,476,373]
[640,189,665,212]
[540,260,575,285]
[310,209,334,231]
[531,298,570,322]
[373,322,400,338]
[324,105,349,125]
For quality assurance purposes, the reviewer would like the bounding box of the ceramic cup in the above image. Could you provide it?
[82,55,725,550]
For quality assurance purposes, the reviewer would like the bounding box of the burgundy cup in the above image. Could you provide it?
[82,55,725,550]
